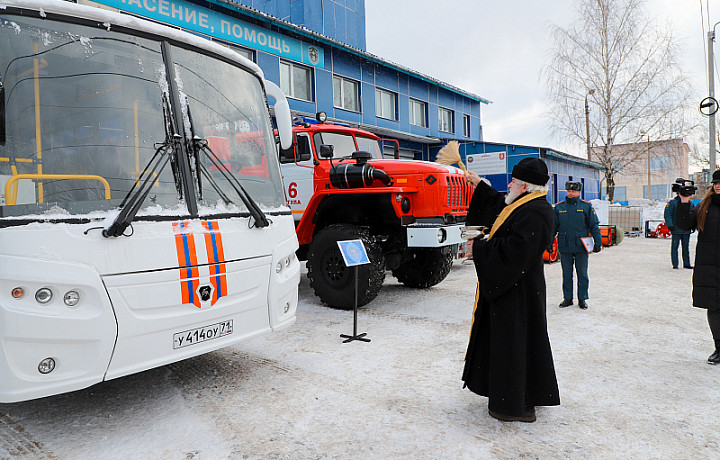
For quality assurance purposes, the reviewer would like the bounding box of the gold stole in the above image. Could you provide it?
[487,191,547,240]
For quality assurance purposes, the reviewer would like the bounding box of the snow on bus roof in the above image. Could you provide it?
[0,0,264,80]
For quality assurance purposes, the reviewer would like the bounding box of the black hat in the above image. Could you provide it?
[565,181,582,191]
[712,170,720,184]
[512,157,549,186]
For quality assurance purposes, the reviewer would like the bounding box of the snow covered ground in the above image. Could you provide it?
[2,226,719,459]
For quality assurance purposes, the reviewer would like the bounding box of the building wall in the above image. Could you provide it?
[230,0,367,50]
[592,139,689,201]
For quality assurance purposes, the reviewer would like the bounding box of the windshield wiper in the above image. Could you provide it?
[192,137,270,228]
[0,79,5,145]
[103,94,180,237]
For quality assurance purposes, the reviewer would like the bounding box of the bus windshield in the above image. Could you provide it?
[0,14,284,220]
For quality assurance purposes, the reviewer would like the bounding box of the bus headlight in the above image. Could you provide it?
[38,358,56,374]
[35,288,53,304]
[64,290,80,307]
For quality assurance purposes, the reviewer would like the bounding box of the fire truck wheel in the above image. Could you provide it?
[307,224,386,309]
[392,247,453,288]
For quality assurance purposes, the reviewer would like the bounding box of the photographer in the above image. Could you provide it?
[664,178,696,270]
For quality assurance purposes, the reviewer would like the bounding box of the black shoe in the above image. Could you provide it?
[708,350,720,365]
[684,265,694,269]
[579,300,588,309]
[672,266,679,269]
[559,299,573,308]
[488,407,536,423]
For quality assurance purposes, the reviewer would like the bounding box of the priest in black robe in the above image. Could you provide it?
[462,157,560,423]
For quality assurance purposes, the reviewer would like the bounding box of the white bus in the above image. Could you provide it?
[0,0,299,403]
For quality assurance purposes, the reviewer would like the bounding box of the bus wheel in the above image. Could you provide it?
[392,247,453,288]
[307,224,385,309]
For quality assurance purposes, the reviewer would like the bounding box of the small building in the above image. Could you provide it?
[460,142,603,203]
[591,138,689,202]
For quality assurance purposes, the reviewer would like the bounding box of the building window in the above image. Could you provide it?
[279,61,313,101]
[649,156,669,171]
[375,88,397,120]
[216,41,254,61]
[462,114,470,137]
[439,107,454,133]
[409,98,427,127]
[332,75,360,112]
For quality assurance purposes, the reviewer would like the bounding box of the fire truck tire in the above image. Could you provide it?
[392,247,453,288]
[307,224,385,309]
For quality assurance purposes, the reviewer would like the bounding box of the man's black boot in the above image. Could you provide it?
[559,299,573,308]
[579,300,588,310]
[708,350,720,365]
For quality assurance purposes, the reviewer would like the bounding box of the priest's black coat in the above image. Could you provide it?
[462,182,560,416]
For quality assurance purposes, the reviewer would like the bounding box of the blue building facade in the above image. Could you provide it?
[229,0,367,50]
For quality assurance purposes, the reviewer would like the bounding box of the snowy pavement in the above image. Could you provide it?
[1,234,719,459]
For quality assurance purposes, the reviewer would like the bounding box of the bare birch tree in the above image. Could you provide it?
[544,0,693,201]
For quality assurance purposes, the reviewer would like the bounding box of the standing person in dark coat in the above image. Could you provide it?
[550,181,602,310]
[463,158,560,423]
[664,187,695,269]
[688,170,720,364]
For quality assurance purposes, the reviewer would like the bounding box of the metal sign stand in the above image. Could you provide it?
[336,239,371,343]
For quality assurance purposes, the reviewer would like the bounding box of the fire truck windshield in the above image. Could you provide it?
[312,132,382,160]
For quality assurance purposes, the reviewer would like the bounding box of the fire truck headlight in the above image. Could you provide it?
[63,290,80,307]
[35,288,53,304]
[401,197,411,213]
[437,228,447,244]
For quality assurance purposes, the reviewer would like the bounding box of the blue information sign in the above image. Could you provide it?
[337,239,370,267]
[93,0,325,68]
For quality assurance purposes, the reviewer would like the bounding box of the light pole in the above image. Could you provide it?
[709,24,719,172]
[585,89,595,160]
[646,134,652,200]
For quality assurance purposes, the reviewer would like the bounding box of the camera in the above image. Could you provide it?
[671,178,697,197]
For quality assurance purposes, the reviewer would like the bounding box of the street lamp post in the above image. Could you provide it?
[585,89,595,160]
[646,134,652,200]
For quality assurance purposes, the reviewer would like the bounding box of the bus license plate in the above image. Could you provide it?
[173,320,233,349]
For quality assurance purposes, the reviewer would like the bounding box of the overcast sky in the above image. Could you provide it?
[365,0,709,159]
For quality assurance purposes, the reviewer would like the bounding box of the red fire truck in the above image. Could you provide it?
[278,114,473,308]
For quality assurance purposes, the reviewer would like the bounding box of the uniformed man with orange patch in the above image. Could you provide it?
[550,181,602,309]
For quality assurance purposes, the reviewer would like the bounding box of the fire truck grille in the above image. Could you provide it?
[446,175,472,209]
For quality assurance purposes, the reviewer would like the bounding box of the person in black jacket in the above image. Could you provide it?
[688,170,720,364]
[664,187,695,269]
[463,158,560,423]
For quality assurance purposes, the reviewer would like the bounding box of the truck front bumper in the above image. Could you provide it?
[406,224,463,248]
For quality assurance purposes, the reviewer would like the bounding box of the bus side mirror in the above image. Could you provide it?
[319,144,334,159]
[279,144,296,164]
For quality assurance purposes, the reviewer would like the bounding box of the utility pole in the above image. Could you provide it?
[646,135,652,200]
[709,29,717,172]
[585,89,595,160]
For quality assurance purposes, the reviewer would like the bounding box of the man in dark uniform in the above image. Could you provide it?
[550,181,602,310]
[463,158,560,423]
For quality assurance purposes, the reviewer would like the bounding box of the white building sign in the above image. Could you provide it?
[466,152,507,175]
